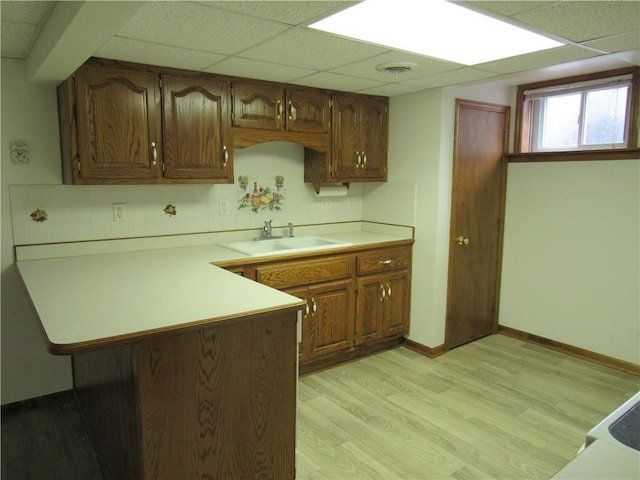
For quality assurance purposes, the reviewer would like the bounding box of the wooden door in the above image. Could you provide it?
[360,96,388,180]
[356,275,385,345]
[383,270,410,337]
[162,74,232,181]
[232,81,284,130]
[286,88,330,133]
[445,99,509,349]
[307,279,355,358]
[331,94,360,179]
[75,63,161,180]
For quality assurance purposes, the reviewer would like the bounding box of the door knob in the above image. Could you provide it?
[456,235,469,246]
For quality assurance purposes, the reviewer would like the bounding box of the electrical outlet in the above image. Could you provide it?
[113,203,126,222]
[219,199,229,215]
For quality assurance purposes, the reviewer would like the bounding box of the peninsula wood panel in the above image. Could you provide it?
[72,311,298,480]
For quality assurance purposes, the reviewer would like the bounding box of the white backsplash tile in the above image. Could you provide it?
[10,142,382,245]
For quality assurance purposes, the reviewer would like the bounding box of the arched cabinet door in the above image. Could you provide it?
[75,63,162,180]
[163,74,233,182]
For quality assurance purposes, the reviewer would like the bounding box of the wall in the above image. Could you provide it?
[500,160,640,364]
[2,58,391,404]
[389,77,639,365]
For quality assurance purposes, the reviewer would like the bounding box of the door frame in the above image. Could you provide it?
[444,98,509,350]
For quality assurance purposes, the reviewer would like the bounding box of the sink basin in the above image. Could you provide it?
[221,236,352,257]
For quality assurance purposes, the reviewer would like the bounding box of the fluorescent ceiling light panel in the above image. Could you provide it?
[309,0,564,65]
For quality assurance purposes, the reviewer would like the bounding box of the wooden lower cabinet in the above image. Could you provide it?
[73,311,298,480]
[356,269,410,345]
[285,279,355,362]
[247,243,412,372]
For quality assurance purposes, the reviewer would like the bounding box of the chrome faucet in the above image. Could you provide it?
[263,219,272,238]
[288,222,294,238]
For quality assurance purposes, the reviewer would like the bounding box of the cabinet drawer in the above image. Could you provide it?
[357,247,411,274]
[257,255,354,289]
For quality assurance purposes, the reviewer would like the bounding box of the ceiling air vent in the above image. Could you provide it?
[375,62,418,75]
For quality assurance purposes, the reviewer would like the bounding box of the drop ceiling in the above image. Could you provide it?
[1,0,638,96]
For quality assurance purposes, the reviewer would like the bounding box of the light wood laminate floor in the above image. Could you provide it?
[295,334,639,480]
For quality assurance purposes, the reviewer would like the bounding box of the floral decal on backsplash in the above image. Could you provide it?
[30,208,48,222]
[238,175,285,213]
[163,204,177,217]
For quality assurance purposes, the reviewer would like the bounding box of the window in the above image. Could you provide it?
[514,67,639,159]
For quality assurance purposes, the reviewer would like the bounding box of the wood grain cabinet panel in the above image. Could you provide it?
[73,311,298,480]
[73,62,162,181]
[162,74,232,181]
[257,255,354,289]
[59,59,233,184]
[232,81,330,134]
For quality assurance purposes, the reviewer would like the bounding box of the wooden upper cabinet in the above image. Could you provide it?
[286,88,330,133]
[74,63,162,180]
[331,93,388,182]
[162,74,232,181]
[60,59,233,184]
[232,82,284,130]
[232,81,330,133]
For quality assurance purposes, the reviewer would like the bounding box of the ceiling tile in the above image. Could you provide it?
[115,2,289,55]
[357,83,427,97]
[453,1,556,17]
[476,45,605,75]
[0,1,53,24]
[241,28,388,71]
[201,1,356,26]
[1,21,38,58]
[583,32,640,54]
[290,71,384,93]
[401,68,499,90]
[330,51,462,83]
[95,37,227,71]
[205,56,316,83]
[513,1,640,42]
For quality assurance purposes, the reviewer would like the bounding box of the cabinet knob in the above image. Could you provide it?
[456,235,470,246]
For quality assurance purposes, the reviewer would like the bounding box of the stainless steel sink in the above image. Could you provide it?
[220,236,352,257]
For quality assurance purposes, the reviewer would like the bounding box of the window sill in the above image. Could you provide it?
[508,148,640,163]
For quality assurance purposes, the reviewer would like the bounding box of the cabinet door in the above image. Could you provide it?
[356,275,385,345]
[286,88,330,133]
[162,74,232,181]
[232,82,284,130]
[360,96,388,180]
[75,64,161,180]
[307,279,355,359]
[331,94,361,179]
[284,286,311,362]
[382,270,410,337]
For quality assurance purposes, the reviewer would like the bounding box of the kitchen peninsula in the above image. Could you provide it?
[17,242,304,479]
[16,223,413,479]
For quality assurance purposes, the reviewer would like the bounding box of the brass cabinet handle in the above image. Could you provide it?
[379,259,392,265]
[277,100,283,119]
[355,151,361,168]
[311,297,317,315]
[223,145,229,166]
[304,301,310,316]
[386,283,392,298]
[456,236,470,246]
[380,284,386,300]
[151,142,158,165]
[288,101,297,121]
[362,153,367,168]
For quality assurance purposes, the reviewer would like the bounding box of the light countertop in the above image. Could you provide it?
[16,223,413,354]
